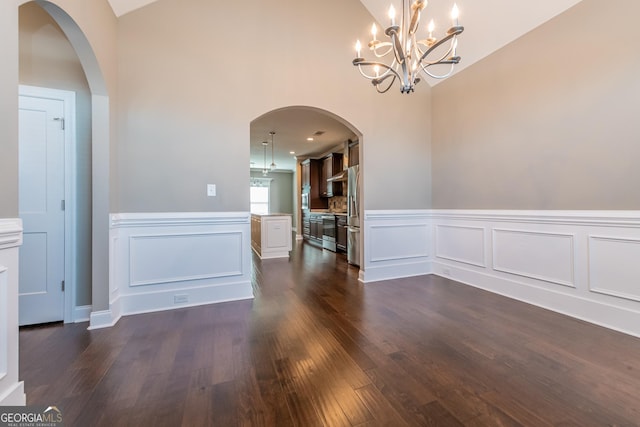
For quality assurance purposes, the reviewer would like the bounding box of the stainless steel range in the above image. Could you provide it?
[321,215,336,252]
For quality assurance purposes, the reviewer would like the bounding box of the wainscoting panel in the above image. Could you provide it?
[129,232,243,287]
[0,219,25,405]
[589,235,640,302]
[362,211,431,283]
[95,213,254,329]
[361,210,640,337]
[493,229,575,287]
[435,225,486,267]
[430,210,640,338]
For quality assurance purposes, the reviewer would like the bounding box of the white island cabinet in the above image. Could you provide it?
[251,214,292,259]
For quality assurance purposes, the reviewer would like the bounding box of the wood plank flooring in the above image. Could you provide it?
[20,241,640,426]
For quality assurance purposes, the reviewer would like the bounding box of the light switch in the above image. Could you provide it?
[207,184,216,197]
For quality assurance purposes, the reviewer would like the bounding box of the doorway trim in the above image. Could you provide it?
[19,84,77,323]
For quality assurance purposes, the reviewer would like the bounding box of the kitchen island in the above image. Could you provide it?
[251,213,292,259]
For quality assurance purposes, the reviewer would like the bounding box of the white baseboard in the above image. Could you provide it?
[117,281,253,317]
[88,309,120,330]
[73,305,92,323]
[363,209,640,338]
[105,212,255,328]
[0,381,25,406]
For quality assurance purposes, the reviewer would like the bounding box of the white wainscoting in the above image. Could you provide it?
[0,218,26,405]
[89,213,254,329]
[362,210,640,338]
[361,211,431,282]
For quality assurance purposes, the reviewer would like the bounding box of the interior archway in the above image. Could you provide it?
[250,105,364,266]
[19,0,111,319]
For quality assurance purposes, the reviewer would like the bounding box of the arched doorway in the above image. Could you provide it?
[250,105,363,267]
[18,0,111,326]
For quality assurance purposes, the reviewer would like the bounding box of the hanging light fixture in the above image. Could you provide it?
[353,0,464,94]
[262,141,269,176]
[269,131,277,171]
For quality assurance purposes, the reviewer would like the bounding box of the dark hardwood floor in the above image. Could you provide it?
[20,240,640,426]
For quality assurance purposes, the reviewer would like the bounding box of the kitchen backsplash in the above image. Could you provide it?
[329,196,347,213]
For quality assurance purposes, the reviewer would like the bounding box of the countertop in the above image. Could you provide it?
[251,213,292,217]
[309,210,347,215]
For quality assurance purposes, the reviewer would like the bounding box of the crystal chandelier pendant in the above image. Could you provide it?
[352,0,464,93]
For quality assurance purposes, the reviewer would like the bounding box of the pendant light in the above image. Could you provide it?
[270,131,277,171]
[262,141,269,176]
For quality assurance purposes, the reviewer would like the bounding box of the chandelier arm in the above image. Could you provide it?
[373,73,397,94]
[421,62,456,79]
[420,46,456,67]
[354,59,403,83]
[354,60,396,80]
[372,43,394,58]
[407,0,426,37]
[417,27,463,64]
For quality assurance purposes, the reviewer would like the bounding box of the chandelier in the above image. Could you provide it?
[353,0,464,94]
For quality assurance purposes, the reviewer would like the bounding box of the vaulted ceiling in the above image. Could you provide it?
[108,0,583,84]
[106,0,584,171]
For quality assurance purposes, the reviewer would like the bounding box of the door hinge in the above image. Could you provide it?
[61,280,65,291]
[53,117,65,130]
[61,200,65,211]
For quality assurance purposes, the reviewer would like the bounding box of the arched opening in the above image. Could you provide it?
[250,105,364,268]
[18,0,110,325]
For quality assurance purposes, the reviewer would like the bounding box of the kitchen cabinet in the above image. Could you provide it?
[304,213,323,245]
[302,211,310,239]
[348,140,359,166]
[321,153,343,197]
[251,214,292,259]
[301,159,327,210]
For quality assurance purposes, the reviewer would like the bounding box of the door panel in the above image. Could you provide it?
[18,95,66,326]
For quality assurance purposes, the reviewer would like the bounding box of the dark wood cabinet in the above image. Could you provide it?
[301,159,327,210]
[348,140,359,167]
[320,153,343,198]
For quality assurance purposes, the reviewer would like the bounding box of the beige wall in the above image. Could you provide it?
[116,0,432,213]
[19,3,93,306]
[0,2,20,218]
[250,170,294,216]
[432,0,640,209]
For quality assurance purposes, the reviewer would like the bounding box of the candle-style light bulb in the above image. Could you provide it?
[371,23,378,40]
[355,40,362,57]
[451,3,459,26]
[428,19,435,36]
[374,65,380,77]
[388,4,396,26]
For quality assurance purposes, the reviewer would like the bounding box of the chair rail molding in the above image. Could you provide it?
[362,209,640,338]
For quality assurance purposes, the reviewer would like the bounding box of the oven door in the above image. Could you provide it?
[321,215,336,252]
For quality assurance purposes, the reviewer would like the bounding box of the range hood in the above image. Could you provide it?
[327,170,348,182]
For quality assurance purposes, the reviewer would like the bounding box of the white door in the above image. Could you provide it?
[18,94,66,326]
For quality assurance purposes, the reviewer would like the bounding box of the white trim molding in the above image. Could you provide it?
[0,218,26,406]
[90,212,254,329]
[361,210,432,283]
[361,210,640,338]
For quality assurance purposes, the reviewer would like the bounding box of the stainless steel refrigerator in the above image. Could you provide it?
[347,165,360,266]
